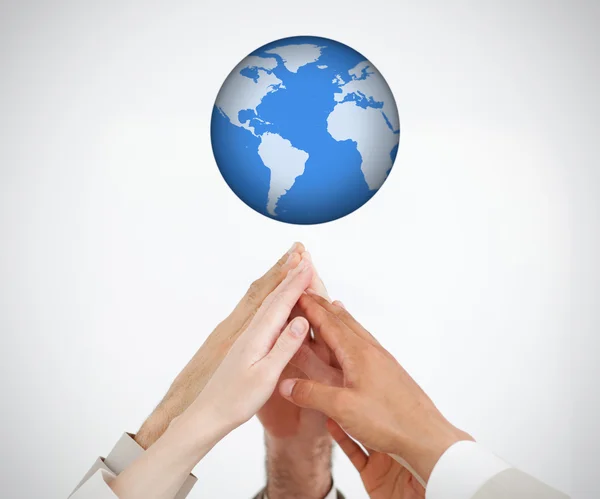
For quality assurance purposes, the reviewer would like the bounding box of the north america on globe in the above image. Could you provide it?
[211,36,400,225]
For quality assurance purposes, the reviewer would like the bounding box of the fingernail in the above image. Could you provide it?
[304,251,312,261]
[306,288,318,296]
[290,318,306,337]
[280,379,296,397]
[333,300,345,309]
[287,242,298,255]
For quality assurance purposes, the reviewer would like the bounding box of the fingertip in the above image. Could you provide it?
[304,289,329,308]
[290,316,309,337]
[297,292,311,308]
[332,300,345,309]
[294,252,315,278]
[279,378,297,398]
[299,291,321,310]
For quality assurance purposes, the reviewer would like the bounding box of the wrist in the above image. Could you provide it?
[135,341,226,449]
[393,414,474,483]
[171,401,231,455]
[266,433,332,499]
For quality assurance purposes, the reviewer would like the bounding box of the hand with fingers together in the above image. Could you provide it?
[286,298,425,499]
[256,256,338,499]
[72,245,572,499]
[106,250,317,499]
[134,243,308,450]
[72,244,571,499]
[281,292,474,489]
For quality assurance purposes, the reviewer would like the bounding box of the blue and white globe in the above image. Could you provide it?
[211,36,400,224]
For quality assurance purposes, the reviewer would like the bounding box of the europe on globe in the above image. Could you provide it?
[211,36,400,224]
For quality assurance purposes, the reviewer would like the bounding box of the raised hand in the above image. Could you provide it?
[191,251,315,431]
[135,243,306,449]
[257,252,332,439]
[280,293,473,483]
[289,320,425,498]
[109,252,316,499]
[256,255,334,498]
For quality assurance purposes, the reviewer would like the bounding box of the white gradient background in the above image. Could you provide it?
[0,1,597,498]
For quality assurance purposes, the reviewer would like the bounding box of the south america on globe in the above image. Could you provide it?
[211,36,400,225]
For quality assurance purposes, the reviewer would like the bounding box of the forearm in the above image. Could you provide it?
[265,433,333,499]
[135,333,230,449]
[111,410,225,499]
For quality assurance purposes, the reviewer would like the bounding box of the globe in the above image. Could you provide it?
[211,36,400,224]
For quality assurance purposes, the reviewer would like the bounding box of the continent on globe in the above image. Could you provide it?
[332,61,400,132]
[215,55,282,133]
[257,132,309,215]
[211,36,400,224]
[264,44,324,73]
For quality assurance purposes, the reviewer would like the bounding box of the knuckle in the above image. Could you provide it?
[275,334,292,355]
[332,391,353,418]
[337,309,352,323]
[269,291,290,311]
[326,312,344,329]
[274,252,288,269]
[261,289,277,308]
[294,380,314,403]
[327,367,344,387]
[270,291,284,305]
[245,279,263,304]
[319,313,336,332]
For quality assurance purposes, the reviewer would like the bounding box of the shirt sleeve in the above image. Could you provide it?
[69,433,197,499]
[425,441,569,499]
[69,469,118,499]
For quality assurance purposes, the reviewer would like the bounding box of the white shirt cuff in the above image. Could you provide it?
[70,469,118,499]
[71,433,197,499]
[426,441,511,499]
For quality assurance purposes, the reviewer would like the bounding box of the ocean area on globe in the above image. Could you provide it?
[211,36,400,225]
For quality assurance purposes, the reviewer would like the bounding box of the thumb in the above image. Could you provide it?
[279,378,343,418]
[262,317,310,373]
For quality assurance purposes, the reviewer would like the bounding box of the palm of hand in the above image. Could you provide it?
[359,451,425,499]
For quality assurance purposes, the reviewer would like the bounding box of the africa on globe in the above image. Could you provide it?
[211,36,400,225]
